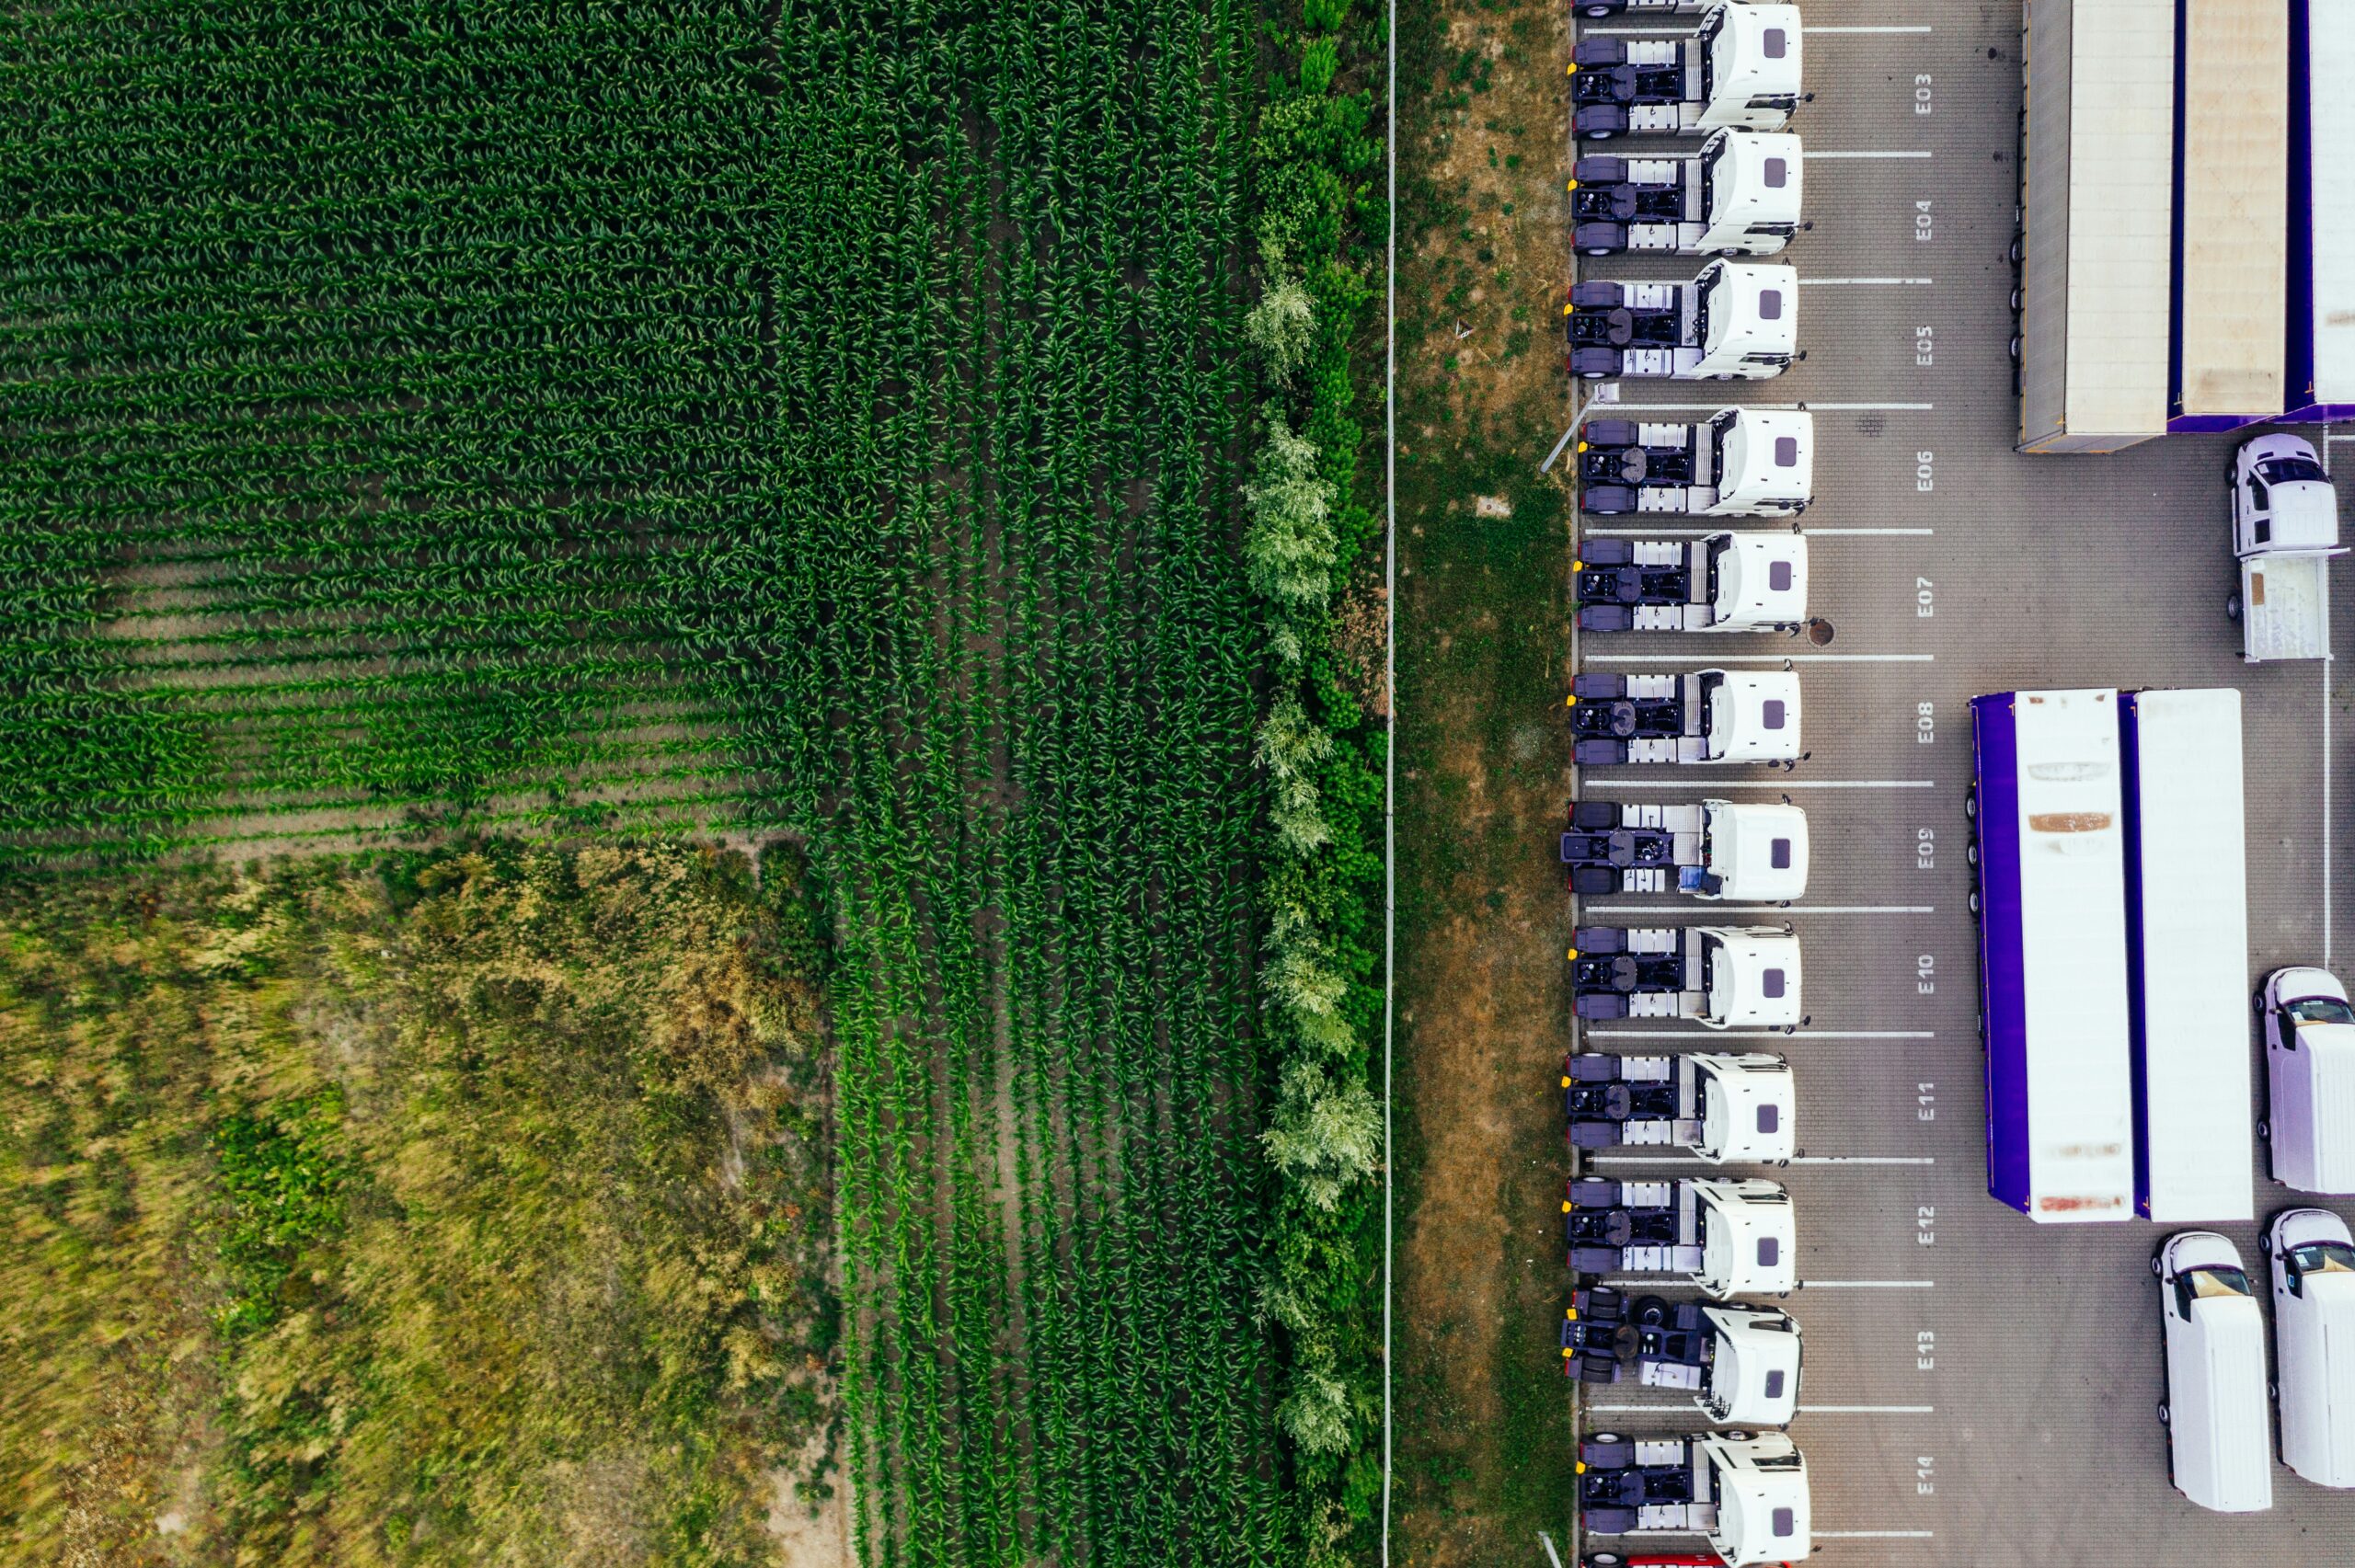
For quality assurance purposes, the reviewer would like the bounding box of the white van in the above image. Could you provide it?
[2258,966,2355,1193]
[2267,1208,2355,1488]
[2154,1230,2274,1512]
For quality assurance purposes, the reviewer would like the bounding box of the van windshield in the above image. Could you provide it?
[2291,1242,2355,1277]
[2185,1266,2252,1300]
[2287,996,2355,1025]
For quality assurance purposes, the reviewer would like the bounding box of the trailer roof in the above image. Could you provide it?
[2308,0,2355,403]
[2177,0,2287,418]
[2059,0,2177,440]
[2125,690,2253,1221]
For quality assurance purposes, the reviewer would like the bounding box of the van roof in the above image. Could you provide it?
[2175,1294,2274,1512]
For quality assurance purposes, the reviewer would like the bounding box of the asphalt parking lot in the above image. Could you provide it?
[1556,2,2355,1562]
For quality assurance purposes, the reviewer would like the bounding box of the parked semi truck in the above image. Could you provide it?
[1570,2,1802,142]
[1561,1288,1803,1426]
[2120,689,2253,1221]
[1568,670,1801,766]
[1576,532,1806,634]
[1571,128,1803,257]
[1564,1050,1794,1162]
[1566,1176,1797,1296]
[1563,263,1798,381]
[1577,1431,1810,1566]
[1576,408,1812,517]
[2228,432,2342,663]
[1559,798,1809,900]
[1568,926,1800,1028]
[1969,689,2133,1221]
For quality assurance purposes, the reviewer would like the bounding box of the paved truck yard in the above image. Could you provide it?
[1554,1,2355,1562]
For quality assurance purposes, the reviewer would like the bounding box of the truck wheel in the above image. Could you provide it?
[2269,1380,2280,1401]
[1585,247,1612,258]
[1581,371,1607,382]
[2151,1254,2165,1276]
[2157,1402,2170,1426]
[1722,1428,1753,1441]
[1585,1555,1626,1568]
[1589,129,1614,141]
[1967,891,1980,916]
[1963,787,1976,820]
[2226,591,2243,622]
[2257,1118,2271,1142]
[1590,1431,1625,1446]
[1965,841,1977,866]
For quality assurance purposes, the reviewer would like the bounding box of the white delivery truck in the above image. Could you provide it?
[1568,925,1800,1028]
[1563,1051,1795,1163]
[1570,2,1803,141]
[1559,797,1809,900]
[1563,262,1798,381]
[1565,1176,1797,1297]
[2228,431,2342,662]
[1968,689,2134,1221]
[1568,670,1801,766]
[2154,1230,2274,1513]
[2120,690,2253,1221]
[1575,408,1813,517]
[2267,1207,2355,1488]
[1570,128,1804,257]
[1576,1431,1810,1566]
[1562,1291,1803,1425]
[2257,966,2355,1193]
[1574,533,1807,634]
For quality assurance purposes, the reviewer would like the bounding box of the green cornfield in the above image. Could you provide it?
[5,1,1294,1565]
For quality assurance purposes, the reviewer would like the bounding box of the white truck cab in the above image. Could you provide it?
[2267,1207,2355,1488]
[1564,262,1798,381]
[1575,408,1813,518]
[1570,128,1805,258]
[1568,669,1802,766]
[1559,797,1809,901]
[1571,2,1804,141]
[1563,1050,1796,1162]
[1562,1292,1803,1426]
[1565,1175,1798,1296]
[1574,532,1808,634]
[2258,965,2355,1193]
[1576,1430,1811,1566]
[1568,924,1802,1028]
[2154,1230,2274,1513]
[2230,431,2342,662]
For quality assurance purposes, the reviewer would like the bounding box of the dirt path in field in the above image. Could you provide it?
[1390,0,1581,1561]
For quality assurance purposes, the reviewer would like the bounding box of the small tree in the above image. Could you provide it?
[1243,406,1338,606]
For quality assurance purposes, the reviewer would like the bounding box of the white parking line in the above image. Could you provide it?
[1589,400,1935,413]
[1585,778,1935,790]
[1800,1279,1936,1289]
[2326,658,2336,967]
[1583,653,1934,664]
[1580,525,1936,537]
[1578,904,1933,914]
[1586,1402,1935,1413]
[1804,23,1934,31]
[1583,1028,1936,1040]
[1804,150,1934,160]
[1816,1529,1937,1540]
[1804,527,1935,536]
[1805,401,1936,410]
[1799,277,1934,286]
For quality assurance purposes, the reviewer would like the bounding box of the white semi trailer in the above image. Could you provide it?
[1575,408,1812,517]
[1563,262,1798,381]
[1570,2,1803,142]
[1570,128,1804,257]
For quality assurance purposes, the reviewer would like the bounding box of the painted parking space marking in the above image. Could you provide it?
[1584,1028,1935,1040]
[1577,903,1933,914]
[1582,652,1934,664]
[1584,778,1934,790]
[1800,277,1934,286]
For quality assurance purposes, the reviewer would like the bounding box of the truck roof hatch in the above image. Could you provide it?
[1702,263,1799,361]
[1704,930,1802,1028]
[1711,3,1805,109]
[1710,129,1805,230]
[1698,1179,1798,1295]
[1702,1306,1803,1425]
